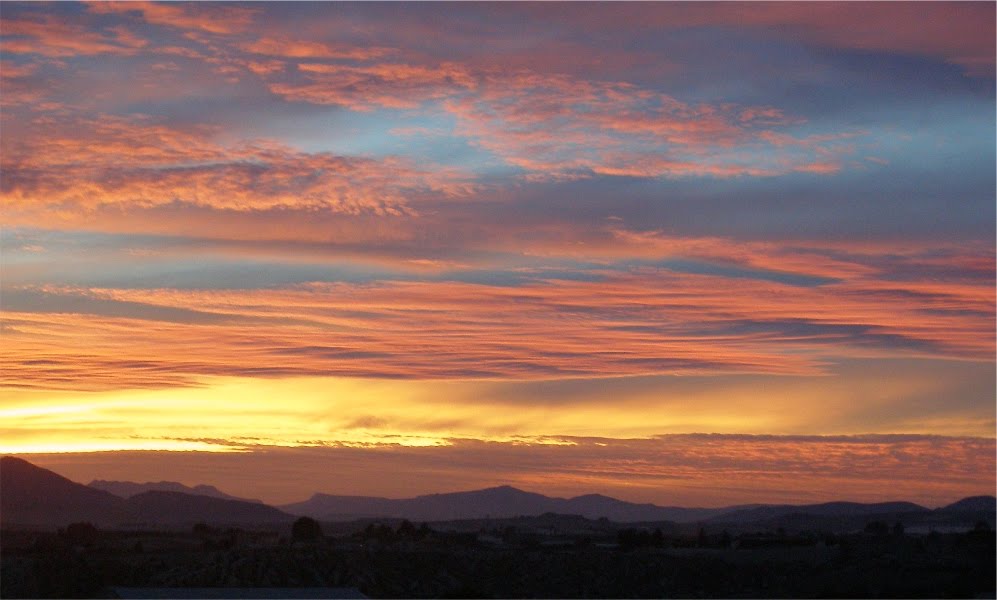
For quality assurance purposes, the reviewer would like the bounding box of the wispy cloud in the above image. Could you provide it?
[86,1,258,35]
[0,14,148,57]
[1,115,474,217]
[267,59,864,179]
[2,245,991,390]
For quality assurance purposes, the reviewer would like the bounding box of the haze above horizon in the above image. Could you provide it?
[1,1,994,508]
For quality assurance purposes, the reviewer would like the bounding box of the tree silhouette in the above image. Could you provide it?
[397,519,416,538]
[292,516,323,543]
[651,528,665,547]
[61,522,98,546]
[864,520,889,536]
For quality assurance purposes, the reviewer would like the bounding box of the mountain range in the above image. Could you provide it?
[278,487,994,527]
[1,457,291,528]
[2,456,993,530]
[279,486,749,523]
[90,479,262,503]
[706,501,930,524]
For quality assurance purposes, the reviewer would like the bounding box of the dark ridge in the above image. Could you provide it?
[1,456,292,527]
[90,479,263,503]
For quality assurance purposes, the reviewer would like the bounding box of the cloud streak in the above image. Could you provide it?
[268,59,863,179]
[2,249,991,390]
[1,115,474,217]
[86,1,258,35]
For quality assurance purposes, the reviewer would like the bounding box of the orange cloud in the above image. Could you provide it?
[0,15,147,57]
[1,115,475,216]
[793,161,841,174]
[269,62,476,111]
[86,1,257,35]
[255,57,866,179]
[0,60,46,108]
[451,71,859,179]
[3,248,992,392]
[240,37,393,60]
[0,60,38,78]
[518,2,996,77]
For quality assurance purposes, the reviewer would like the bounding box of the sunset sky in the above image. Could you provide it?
[1,2,994,507]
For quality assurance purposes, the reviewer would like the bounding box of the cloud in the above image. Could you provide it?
[0,14,148,57]
[264,60,865,179]
[510,2,996,77]
[86,1,257,35]
[0,287,237,325]
[0,60,38,79]
[240,37,393,60]
[1,115,475,216]
[0,59,49,109]
[268,62,476,111]
[2,246,991,390]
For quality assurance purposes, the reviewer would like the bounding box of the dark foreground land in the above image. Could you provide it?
[2,516,995,599]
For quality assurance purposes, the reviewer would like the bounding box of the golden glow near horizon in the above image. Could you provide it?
[0,2,993,506]
[1,362,993,455]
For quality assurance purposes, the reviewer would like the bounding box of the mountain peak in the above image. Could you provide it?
[2,457,293,527]
[89,479,262,503]
[942,495,996,512]
[480,485,526,494]
[2,455,35,468]
[571,493,615,501]
[2,456,128,526]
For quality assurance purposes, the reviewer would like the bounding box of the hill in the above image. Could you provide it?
[1,456,293,528]
[281,485,745,523]
[90,480,262,503]
[5,456,992,531]
[125,491,292,526]
[1,456,128,526]
[282,486,994,529]
[942,495,996,512]
[706,501,930,524]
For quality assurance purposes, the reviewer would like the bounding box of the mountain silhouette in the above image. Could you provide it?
[280,487,990,526]
[1,456,292,527]
[4,456,992,529]
[706,501,930,524]
[124,491,291,525]
[561,493,741,522]
[941,495,996,512]
[90,479,262,503]
[1,456,128,526]
[280,485,750,522]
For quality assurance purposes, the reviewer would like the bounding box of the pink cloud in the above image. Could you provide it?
[1,115,475,216]
[240,37,393,60]
[251,52,864,179]
[269,62,476,111]
[0,15,147,57]
[794,161,841,174]
[517,2,996,77]
[86,1,257,35]
[3,248,992,391]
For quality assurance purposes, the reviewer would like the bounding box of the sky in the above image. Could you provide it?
[1,1,994,508]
